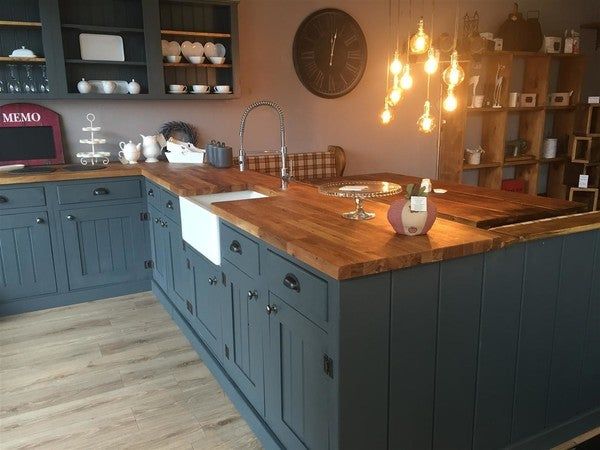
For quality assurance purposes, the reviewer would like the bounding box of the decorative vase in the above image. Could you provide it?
[387,198,437,236]
[127,79,141,95]
[77,78,91,94]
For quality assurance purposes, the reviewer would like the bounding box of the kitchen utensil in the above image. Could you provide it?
[204,42,217,57]
[39,64,49,93]
[209,56,226,65]
[9,46,36,58]
[118,140,142,164]
[213,145,233,168]
[23,64,36,93]
[79,33,124,61]
[168,84,187,93]
[7,64,21,93]
[101,80,117,94]
[542,138,558,159]
[140,134,164,162]
[213,85,231,93]
[215,43,226,57]
[166,55,181,63]
[127,79,141,94]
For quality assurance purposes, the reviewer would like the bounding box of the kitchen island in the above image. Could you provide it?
[1,163,599,450]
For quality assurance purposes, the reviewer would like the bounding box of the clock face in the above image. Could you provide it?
[293,8,367,98]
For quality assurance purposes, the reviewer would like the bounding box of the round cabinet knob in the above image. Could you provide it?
[36,217,45,224]
[0,196,7,203]
[247,290,258,301]
[66,215,75,221]
[162,221,168,228]
[154,218,160,223]
[266,304,278,315]
[147,189,154,197]
[166,200,174,210]
[229,240,242,254]
[208,276,218,285]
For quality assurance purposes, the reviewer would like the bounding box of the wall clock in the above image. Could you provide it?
[293,8,367,99]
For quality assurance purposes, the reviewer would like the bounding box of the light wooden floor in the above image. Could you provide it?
[0,292,262,449]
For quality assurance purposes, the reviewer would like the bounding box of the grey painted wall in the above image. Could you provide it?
[8,0,599,177]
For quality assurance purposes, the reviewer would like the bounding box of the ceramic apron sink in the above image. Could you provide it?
[179,190,267,265]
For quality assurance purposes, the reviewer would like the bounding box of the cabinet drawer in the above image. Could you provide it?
[144,180,161,210]
[265,249,328,327]
[57,179,141,205]
[0,187,45,210]
[162,189,180,224]
[220,224,260,278]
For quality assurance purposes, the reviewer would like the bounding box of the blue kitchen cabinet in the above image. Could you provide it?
[148,206,170,292]
[221,259,267,415]
[265,292,332,450]
[167,218,194,319]
[0,212,57,301]
[61,204,148,290]
[188,248,224,358]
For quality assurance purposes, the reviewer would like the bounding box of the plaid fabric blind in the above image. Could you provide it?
[234,152,338,180]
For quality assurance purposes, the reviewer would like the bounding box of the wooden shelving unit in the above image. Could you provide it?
[440,50,587,199]
[0,0,240,100]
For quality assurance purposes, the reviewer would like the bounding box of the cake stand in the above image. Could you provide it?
[318,180,403,220]
[77,113,110,166]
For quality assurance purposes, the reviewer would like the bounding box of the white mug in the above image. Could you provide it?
[472,95,484,108]
[509,92,519,108]
[168,84,187,92]
[192,84,210,93]
[213,85,231,93]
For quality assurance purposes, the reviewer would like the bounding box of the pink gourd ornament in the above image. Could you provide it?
[387,183,437,236]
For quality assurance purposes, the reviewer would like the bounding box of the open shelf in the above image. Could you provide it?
[65,59,146,66]
[160,29,231,38]
[467,106,545,113]
[61,24,144,33]
[0,57,45,63]
[463,162,502,170]
[539,156,568,163]
[504,157,538,167]
[479,50,585,59]
[0,20,41,28]
[163,62,231,68]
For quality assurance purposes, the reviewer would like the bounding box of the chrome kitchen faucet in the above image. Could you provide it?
[238,100,290,189]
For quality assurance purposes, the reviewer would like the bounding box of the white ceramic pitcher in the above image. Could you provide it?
[140,134,164,163]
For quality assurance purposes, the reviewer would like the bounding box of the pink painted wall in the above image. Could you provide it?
[34,0,599,177]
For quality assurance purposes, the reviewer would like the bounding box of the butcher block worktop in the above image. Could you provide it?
[1,163,597,280]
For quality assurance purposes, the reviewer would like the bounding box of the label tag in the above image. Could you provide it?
[579,174,589,188]
[410,196,427,212]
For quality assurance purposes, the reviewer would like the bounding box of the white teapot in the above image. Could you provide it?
[118,140,142,164]
[140,134,165,163]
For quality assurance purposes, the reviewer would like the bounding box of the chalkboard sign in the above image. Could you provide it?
[0,103,65,166]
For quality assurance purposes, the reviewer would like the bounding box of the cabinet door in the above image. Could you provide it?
[221,260,267,414]
[148,207,169,292]
[266,293,332,450]
[61,204,146,290]
[0,212,57,301]
[166,219,193,319]
[189,250,224,357]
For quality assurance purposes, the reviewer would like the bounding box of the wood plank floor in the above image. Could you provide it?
[0,292,262,449]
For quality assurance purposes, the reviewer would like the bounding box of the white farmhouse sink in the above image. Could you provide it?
[180,190,267,265]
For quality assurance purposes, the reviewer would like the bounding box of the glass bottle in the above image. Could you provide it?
[39,64,50,93]
[7,65,21,94]
[23,65,37,93]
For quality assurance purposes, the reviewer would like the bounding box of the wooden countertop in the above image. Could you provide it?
[491,212,600,243]
[1,163,595,280]
[311,173,586,228]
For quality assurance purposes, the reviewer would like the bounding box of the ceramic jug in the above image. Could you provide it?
[118,140,142,164]
[140,134,163,163]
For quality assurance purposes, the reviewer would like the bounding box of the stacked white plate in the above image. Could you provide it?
[204,42,226,64]
[181,41,205,63]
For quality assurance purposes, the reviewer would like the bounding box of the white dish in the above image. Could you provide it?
[215,91,232,94]
[188,56,205,64]
[433,188,447,194]
[161,40,170,56]
[209,56,226,65]
[168,90,187,94]
[191,91,209,94]
[79,33,124,61]
[10,46,36,58]
[165,55,181,63]
[0,164,25,172]
[163,40,181,56]
[215,43,226,57]
[182,41,204,60]
[204,42,217,57]
[83,80,129,94]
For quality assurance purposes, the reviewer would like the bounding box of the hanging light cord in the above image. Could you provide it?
[452,0,459,50]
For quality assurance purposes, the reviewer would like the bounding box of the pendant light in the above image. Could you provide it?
[389,75,403,105]
[409,17,431,54]
[442,50,465,86]
[424,48,439,74]
[399,64,413,90]
[443,85,458,111]
[380,101,393,124]
[390,51,403,76]
[417,99,435,133]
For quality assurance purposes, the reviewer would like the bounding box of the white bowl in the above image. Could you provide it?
[166,55,182,63]
[188,56,205,64]
[209,56,226,65]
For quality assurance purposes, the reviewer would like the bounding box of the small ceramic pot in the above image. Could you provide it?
[387,198,437,236]
[127,79,141,95]
[77,78,91,94]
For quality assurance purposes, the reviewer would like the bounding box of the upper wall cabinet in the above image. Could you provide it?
[0,0,239,100]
